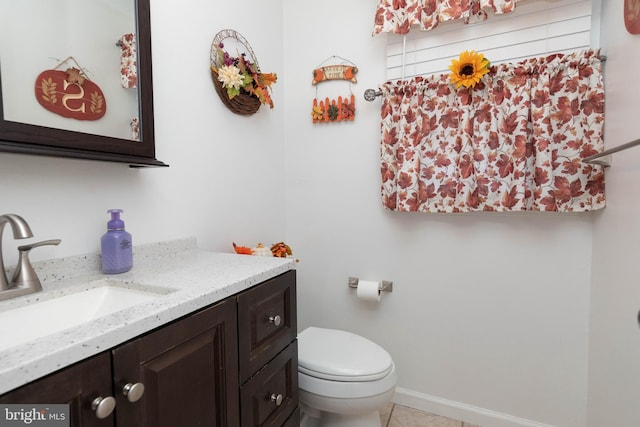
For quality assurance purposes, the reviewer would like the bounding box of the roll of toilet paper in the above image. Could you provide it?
[356,280,381,302]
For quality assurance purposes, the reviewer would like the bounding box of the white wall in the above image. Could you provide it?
[587,1,640,426]
[0,0,287,266]
[284,1,593,426]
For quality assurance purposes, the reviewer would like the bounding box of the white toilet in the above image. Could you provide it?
[297,327,397,427]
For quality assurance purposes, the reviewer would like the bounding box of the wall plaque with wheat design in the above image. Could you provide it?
[34,69,106,120]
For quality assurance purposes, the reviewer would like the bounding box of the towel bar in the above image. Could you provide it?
[583,138,640,167]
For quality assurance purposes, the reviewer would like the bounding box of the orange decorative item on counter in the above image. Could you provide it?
[233,241,298,261]
[232,242,253,255]
[270,242,293,258]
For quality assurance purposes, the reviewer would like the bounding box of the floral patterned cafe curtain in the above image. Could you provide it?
[379,49,606,213]
[373,0,521,35]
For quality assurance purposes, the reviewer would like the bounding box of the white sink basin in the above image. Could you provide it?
[0,280,170,352]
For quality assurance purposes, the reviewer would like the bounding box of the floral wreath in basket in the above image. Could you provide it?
[210,29,277,115]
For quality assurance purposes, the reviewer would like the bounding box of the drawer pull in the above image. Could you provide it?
[91,396,116,419]
[268,315,282,326]
[270,393,284,406]
[122,382,145,402]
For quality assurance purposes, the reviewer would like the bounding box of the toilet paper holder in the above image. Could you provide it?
[348,277,393,293]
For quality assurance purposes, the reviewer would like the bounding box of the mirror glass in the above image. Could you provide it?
[0,0,139,140]
[0,0,166,167]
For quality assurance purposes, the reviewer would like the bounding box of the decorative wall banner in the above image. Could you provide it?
[34,68,106,121]
[311,56,358,124]
[312,65,358,85]
[312,95,355,123]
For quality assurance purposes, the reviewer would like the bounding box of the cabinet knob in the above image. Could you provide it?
[122,382,145,403]
[270,393,284,406]
[268,315,282,326]
[91,396,116,419]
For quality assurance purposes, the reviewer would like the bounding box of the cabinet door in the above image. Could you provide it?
[237,270,297,383]
[282,408,300,427]
[112,297,239,427]
[0,352,115,427]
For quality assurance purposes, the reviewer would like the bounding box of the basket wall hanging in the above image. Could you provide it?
[210,29,277,116]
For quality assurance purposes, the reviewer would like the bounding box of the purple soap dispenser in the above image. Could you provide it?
[101,209,133,274]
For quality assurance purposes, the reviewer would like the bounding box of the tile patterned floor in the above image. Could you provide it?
[380,404,481,427]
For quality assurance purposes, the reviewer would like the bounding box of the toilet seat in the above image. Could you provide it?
[299,362,397,399]
[298,327,394,382]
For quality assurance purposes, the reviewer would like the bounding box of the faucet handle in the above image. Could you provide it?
[17,239,62,252]
[11,239,61,291]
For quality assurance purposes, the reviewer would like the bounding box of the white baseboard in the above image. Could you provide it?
[392,387,557,427]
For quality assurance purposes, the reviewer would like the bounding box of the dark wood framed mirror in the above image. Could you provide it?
[0,0,167,168]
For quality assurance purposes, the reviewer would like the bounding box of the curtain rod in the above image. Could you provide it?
[364,54,607,102]
[583,138,640,167]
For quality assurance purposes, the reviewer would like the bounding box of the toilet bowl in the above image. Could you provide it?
[297,327,397,427]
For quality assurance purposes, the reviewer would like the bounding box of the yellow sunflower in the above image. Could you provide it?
[448,50,490,89]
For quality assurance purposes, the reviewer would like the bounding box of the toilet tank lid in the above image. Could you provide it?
[297,327,393,381]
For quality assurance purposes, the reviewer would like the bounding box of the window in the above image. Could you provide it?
[385,0,601,81]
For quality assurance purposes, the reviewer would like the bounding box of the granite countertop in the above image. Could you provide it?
[0,237,296,395]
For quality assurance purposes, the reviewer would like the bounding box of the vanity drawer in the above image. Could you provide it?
[237,270,297,383]
[240,341,298,427]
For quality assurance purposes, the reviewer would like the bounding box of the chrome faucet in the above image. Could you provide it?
[0,214,33,291]
[0,214,61,301]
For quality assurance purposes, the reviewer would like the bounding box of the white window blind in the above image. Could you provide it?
[385,0,601,81]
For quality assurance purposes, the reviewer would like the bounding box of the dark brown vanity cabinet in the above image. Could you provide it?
[0,298,238,427]
[0,270,298,427]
